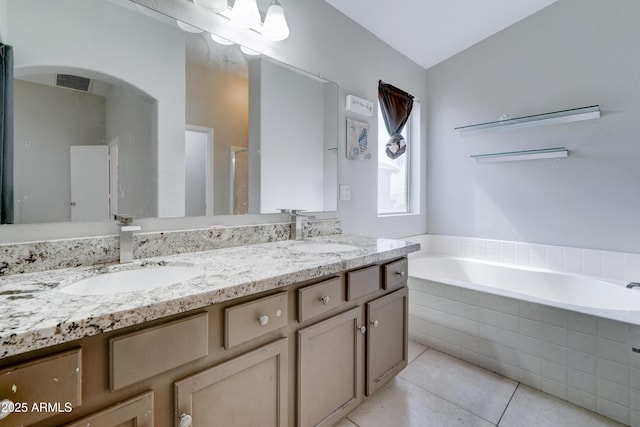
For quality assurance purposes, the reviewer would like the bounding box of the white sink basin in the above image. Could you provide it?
[59,265,204,296]
[289,243,360,254]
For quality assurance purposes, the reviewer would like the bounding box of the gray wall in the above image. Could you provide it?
[13,80,105,224]
[105,86,156,219]
[426,0,640,253]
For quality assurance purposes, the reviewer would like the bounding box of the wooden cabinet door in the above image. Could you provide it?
[366,287,408,396]
[174,338,288,427]
[297,307,363,427]
[64,391,154,427]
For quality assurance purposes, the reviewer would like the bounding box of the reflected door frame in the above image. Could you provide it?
[185,125,214,216]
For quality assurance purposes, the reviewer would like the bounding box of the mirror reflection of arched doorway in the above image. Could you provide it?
[13,67,157,223]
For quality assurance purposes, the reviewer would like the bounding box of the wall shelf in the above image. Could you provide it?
[456,105,600,136]
[471,147,569,163]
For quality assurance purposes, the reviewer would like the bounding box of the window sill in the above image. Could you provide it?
[377,212,420,218]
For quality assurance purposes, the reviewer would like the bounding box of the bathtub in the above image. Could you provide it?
[409,255,640,323]
[408,255,640,425]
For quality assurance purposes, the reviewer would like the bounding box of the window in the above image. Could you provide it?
[377,100,419,215]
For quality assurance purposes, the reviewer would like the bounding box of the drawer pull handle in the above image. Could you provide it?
[319,296,331,305]
[0,399,13,420]
[180,413,193,427]
[358,325,367,334]
[396,270,406,277]
[371,320,379,328]
[258,315,270,326]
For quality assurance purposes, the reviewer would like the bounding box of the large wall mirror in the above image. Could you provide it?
[3,0,338,225]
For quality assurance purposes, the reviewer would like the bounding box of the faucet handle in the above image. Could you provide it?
[277,209,291,213]
[290,209,307,215]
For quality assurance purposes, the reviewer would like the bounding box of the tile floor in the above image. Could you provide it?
[335,341,627,427]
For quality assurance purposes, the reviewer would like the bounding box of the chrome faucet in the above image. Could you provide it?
[281,209,315,240]
[627,282,640,289]
[115,215,141,263]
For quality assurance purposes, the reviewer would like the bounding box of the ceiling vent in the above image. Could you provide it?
[56,74,92,92]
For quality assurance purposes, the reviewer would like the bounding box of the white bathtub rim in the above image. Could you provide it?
[408,255,640,325]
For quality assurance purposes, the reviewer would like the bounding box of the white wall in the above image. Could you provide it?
[105,86,156,219]
[7,0,186,218]
[426,0,640,253]
[13,81,105,223]
[0,0,7,43]
[256,58,325,213]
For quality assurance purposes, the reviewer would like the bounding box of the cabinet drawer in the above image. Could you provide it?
[346,265,380,301]
[383,258,408,290]
[297,277,342,323]
[64,391,154,427]
[0,348,82,427]
[225,292,288,349]
[110,313,208,391]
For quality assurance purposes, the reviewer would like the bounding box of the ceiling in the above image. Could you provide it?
[323,0,558,70]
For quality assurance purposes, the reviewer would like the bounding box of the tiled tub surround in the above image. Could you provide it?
[406,234,640,426]
[0,218,341,276]
[0,233,418,359]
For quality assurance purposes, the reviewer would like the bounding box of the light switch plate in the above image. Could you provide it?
[339,185,351,201]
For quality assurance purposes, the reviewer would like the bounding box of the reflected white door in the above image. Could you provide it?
[185,126,214,216]
[70,145,110,222]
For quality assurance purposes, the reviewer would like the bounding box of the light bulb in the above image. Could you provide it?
[193,0,227,13]
[262,0,289,41]
[231,0,261,28]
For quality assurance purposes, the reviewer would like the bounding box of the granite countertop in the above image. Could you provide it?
[0,235,419,360]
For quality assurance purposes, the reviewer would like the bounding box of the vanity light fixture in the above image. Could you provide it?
[193,0,228,13]
[262,0,290,41]
[211,34,235,45]
[176,20,203,33]
[231,0,261,28]
[240,45,261,56]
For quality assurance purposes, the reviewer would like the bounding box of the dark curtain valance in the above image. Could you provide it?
[0,43,14,224]
[378,80,414,160]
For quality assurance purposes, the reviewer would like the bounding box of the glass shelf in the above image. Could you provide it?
[470,147,569,163]
[456,105,600,136]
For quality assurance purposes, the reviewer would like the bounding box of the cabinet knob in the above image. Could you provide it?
[179,413,193,427]
[371,320,379,328]
[0,399,13,420]
[258,315,270,326]
[358,325,367,334]
[396,270,406,277]
[319,296,331,305]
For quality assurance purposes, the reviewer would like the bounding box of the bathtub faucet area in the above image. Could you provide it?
[627,282,640,289]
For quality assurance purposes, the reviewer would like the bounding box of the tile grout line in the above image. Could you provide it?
[495,382,520,426]
[395,373,498,425]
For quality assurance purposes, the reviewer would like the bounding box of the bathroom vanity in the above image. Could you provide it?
[0,235,418,426]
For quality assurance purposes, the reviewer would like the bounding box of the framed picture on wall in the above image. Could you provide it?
[346,118,370,160]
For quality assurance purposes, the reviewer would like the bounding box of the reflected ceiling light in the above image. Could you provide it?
[211,34,234,45]
[176,20,203,33]
[231,0,261,28]
[262,0,289,41]
[193,0,228,13]
[240,46,260,56]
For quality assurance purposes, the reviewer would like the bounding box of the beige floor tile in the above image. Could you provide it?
[499,385,626,427]
[399,348,517,424]
[347,377,494,427]
[408,340,428,363]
